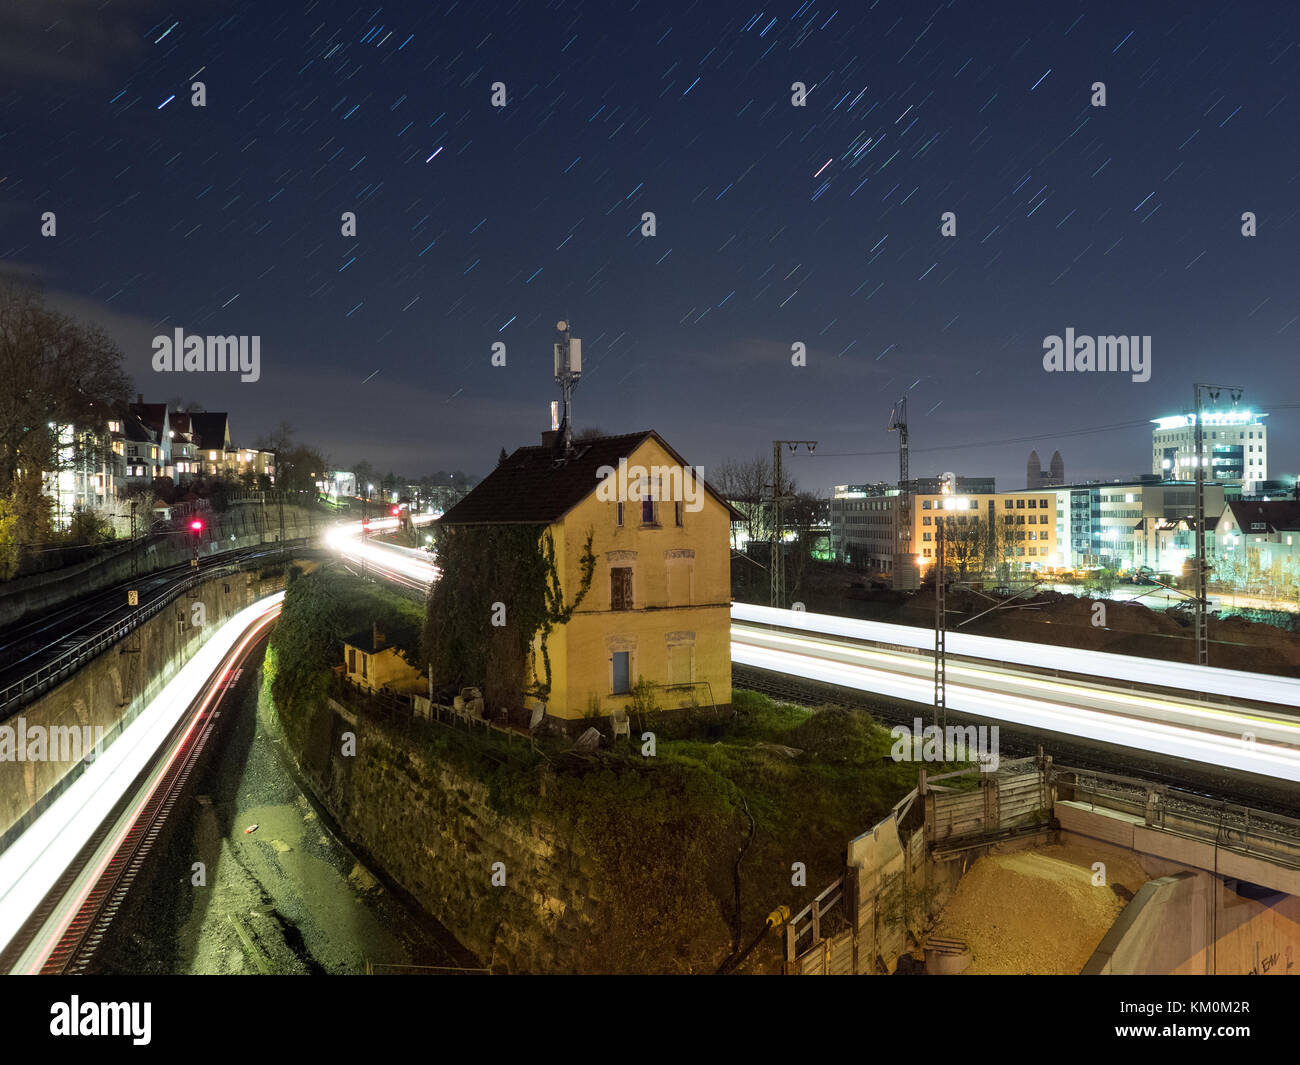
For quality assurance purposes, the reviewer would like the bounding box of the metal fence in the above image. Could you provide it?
[0,539,311,718]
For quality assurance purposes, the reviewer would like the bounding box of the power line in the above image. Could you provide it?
[809,401,1300,460]
[810,418,1152,458]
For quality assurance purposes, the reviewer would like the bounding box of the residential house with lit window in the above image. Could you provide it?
[189,412,234,477]
[437,430,739,725]
[1213,499,1300,593]
[43,417,128,530]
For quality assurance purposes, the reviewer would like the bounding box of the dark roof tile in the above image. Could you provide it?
[438,430,740,526]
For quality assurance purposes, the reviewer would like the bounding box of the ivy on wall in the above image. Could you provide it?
[423,523,596,711]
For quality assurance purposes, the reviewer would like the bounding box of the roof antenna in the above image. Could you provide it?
[554,318,581,455]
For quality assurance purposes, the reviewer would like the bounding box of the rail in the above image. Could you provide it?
[1055,765,1300,866]
[0,539,311,717]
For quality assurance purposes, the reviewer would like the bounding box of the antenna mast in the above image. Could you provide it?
[554,319,582,453]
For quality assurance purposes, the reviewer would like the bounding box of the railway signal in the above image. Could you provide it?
[189,518,204,567]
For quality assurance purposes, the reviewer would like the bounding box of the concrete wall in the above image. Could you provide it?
[1061,806,1300,974]
[0,567,287,846]
[266,693,609,973]
[0,505,323,629]
[1083,872,1208,974]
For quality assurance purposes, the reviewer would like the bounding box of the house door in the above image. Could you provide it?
[612,651,630,695]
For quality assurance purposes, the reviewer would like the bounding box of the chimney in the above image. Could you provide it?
[372,622,386,651]
[541,429,560,448]
[136,393,143,405]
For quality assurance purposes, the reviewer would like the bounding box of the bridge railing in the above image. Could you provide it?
[0,539,312,718]
[1055,765,1300,871]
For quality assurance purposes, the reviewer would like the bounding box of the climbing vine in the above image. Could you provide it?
[528,527,597,704]
[423,522,596,711]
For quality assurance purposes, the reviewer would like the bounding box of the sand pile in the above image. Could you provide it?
[930,843,1147,974]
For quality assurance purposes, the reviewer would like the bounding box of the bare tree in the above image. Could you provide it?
[714,454,772,548]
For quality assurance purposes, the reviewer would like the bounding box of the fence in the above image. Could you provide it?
[923,756,1050,852]
[329,674,544,768]
[783,758,1052,975]
[0,539,311,718]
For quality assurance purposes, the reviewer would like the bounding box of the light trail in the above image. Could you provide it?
[732,602,1300,708]
[732,636,1300,781]
[325,514,439,590]
[0,592,284,968]
[327,531,1300,778]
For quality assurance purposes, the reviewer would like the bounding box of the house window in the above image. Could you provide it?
[616,502,624,527]
[349,648,356,673]
[674,500,683,527]
[612,651,631,695]
[611,567,634,610]
[641,496,656,525]
[361,654,368,679]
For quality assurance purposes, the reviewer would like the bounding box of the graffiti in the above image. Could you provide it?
[1245,940,1291,975]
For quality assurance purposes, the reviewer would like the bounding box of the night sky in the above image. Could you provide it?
[3,0,1298,492]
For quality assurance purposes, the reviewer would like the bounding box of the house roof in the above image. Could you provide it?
[169,412,194,439]
[188,412,231,450]
[437,430,743,526]
[122,412,156,444]
[127,402,168,437]
[342,620,421,656]
[1226,499,1300,532]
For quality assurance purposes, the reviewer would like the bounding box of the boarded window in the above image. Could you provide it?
[669,644,694,686]
[611,567,634,610]
[667,561,692,606]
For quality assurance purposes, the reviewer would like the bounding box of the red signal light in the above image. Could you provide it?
[190,519,204,532]
[391,506,400,516]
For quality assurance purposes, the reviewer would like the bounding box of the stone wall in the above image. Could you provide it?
[0,568,286,845]
[267,694,611,972]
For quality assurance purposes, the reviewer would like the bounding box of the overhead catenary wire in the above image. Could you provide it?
[808,401,1300,459]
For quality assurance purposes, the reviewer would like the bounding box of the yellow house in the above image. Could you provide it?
[342,622,425,695]
[913,489,1059,574]
[437,430,739,723]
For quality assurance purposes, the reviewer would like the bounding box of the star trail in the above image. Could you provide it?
[2,0,1298,486]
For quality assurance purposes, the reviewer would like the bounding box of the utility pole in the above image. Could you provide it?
[554,319,582,454]
[770,440,817,608]
[1192,382,1243,667]
[888,397,918,590]
[934,474,952,728]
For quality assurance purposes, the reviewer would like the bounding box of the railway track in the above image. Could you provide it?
[732,663,1300,820]
[0,608,277,975]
